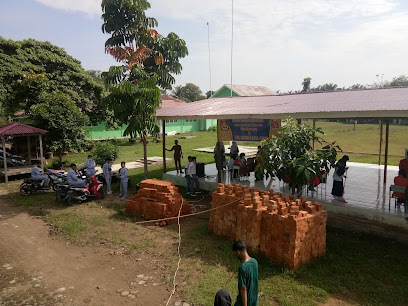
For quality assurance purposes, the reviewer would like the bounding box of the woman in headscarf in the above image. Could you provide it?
[230,141,239,157]
[331,155,349,203]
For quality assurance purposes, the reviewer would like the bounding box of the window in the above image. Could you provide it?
[185,119,197,122]
[165,119,178,123]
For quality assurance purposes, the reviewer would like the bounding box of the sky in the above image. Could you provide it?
[1,0,408,93]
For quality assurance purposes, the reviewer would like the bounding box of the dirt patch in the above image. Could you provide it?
[0,191,195,305]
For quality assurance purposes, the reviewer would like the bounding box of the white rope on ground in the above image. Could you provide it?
[165,198,183,306]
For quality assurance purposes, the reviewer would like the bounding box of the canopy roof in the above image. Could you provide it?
[0,123,47,136]
[157,87,408,120]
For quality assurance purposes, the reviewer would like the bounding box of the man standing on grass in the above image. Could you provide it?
[102,158,113,195]
[214,240,258,306]
[117,161,128,199]
[166,140,183,173]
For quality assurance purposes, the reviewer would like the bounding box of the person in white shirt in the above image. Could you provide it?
[31,161,49,189]
[67,164,86,188]
[184,156,192,194]
[117,161,128,199]
[84,155,96,176]
[188,157,201,196]
[102,158,113,194]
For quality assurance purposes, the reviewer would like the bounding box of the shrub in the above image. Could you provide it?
[207,125,217,132]
[92,141,119,166]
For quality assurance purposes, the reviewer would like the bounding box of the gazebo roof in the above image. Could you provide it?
[0,123,47,136]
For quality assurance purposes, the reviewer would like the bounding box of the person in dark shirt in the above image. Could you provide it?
[214,240,258,306]
[166,140,183,173]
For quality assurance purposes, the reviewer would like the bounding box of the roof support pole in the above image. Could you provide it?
[2,136,8,183]
[312,119,316,149]
[39,134,44,171]
[162,120,166,173]
[378,119,383,165]
[383,120,389,184]
[27,135,32,165]
[217,120,222,183]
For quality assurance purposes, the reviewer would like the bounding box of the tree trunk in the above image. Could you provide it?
[142,136,148,179]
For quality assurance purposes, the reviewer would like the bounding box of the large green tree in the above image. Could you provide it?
[101,0,188,178]
[171,83,206,102]
[31,91,89,163]
[0,37,103,121]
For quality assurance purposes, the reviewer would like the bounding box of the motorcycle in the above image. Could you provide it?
[19,178,50,196]
[46,169,67,190]
[66,172,105,205]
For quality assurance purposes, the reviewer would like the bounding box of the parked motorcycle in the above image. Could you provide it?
[19,178,50,196]
[66,174,105,205]
[46,169,67,190]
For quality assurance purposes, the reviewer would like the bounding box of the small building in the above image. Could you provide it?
[212,84,276,97]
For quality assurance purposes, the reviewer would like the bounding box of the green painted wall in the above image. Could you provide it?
[85,122,127,140]
[212,86,239,97]
[85,119,217,140]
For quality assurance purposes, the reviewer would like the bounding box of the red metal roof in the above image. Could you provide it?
[157,87,408,120]
[160,94,187,109]
[0,123,48,136]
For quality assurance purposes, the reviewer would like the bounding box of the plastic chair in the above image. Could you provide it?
[389,185,407,211]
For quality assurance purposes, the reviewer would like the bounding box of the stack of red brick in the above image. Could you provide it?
[209,184,327,269]
[125,179,191,225]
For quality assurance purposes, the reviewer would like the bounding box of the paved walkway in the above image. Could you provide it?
[164,162,408,229]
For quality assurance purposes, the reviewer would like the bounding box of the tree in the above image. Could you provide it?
[302,77,312,92]
[30,91,89,162]
[0,37,104,121]
[348,84,366,90]
[206,90,214,98]
[311,83,338,92]
[260,117,339,195]
[101,0,188,178]
[389,75,408,87]
[171,85,184,100]
[170,83,206,102]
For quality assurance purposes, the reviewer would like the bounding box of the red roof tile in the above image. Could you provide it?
[0,123,48,136]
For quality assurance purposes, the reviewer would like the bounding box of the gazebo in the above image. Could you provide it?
[0,123,48,183]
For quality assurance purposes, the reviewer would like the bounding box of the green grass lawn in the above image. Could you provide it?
[306,120,407,165]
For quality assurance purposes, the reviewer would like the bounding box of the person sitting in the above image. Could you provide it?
[84,154,96,177]
[399,149,408,174]
[238,152,247,165]
[31,161,49,189]
[67,163,86,188]
[393,169,408,203]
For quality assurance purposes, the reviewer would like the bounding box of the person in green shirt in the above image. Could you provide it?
[214,240,258,306]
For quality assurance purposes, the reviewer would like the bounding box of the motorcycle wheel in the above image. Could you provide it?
[20,183,32,196]
[67,195,82,206]
[98,188,106,199]
[55,191,65,203]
